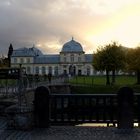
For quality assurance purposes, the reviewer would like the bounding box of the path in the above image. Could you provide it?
[0,117,140,140]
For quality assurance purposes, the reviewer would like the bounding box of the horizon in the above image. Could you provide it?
[0,0,140,55]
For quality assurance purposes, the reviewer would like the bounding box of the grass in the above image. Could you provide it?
[70,75,137,86]
[69,75,140,94]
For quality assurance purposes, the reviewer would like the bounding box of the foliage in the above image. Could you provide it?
[0,56,9,68]
[93,42,125,85]
[126,47,140,84]
[8,43,13,67]
[126,47,140,71]
[94,42,125,70]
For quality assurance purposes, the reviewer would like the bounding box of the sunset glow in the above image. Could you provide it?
[0,0,140,54]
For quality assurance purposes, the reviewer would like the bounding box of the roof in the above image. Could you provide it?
[35,55,60,64]
[61,39,83,53]
[85,54,93,62]
[11,47,43,57]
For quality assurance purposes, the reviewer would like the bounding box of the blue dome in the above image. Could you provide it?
[61,39,83,52]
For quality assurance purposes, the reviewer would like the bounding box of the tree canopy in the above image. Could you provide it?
[93,42,125,85]
[126,47,140,84]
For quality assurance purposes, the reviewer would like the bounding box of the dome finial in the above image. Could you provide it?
[72,36,74,40]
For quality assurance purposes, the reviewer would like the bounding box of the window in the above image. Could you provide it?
[48,66,52,74]
[87,66,90,76]
[63,65,67,68]
[78,57,81,62]
[27,66,31,74]
[20,58,24,63]
[64,57,66,62]
[14,58,17,63]
[35,66,39,74]
[54,66,58,76]
[27,58,31,63]
[42,66,46,75]
[71,54,74,62]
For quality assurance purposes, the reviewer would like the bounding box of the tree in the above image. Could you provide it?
[126,47,140,84]
[107,42,125,85]
[0,56,9,68]
[93,42,125,85]
[8,43,13,67]
[93,47,111,85]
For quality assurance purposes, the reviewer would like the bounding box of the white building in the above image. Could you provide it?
[11,38,94,76]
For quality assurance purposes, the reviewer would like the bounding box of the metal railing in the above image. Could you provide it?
[34,86,140,128]
[50,94,117,125]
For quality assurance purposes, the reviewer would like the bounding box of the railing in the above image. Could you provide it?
[50,94,117,125]
[34,86,140,128]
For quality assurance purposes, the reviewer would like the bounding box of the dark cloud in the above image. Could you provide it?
[0,0,117,55]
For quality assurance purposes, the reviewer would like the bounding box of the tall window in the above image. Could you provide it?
[20,58,24,63]
[27,66,31,74]
[42,66,46,75]
[54,66,58,76]
[64,57,66,62]
[78,57,81,62]
[71,54,74,62]
[48,66,52,74]
[87,66,90,76]
[27,58,31,63]
[14,58,17,63]
[35,66,39,74]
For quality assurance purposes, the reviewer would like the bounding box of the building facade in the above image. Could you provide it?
[11,39,94,76]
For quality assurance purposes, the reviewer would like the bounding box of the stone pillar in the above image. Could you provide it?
[34,86,50,128]
[117,87,134,129]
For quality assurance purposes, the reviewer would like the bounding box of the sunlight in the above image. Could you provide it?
[85,2,140,48]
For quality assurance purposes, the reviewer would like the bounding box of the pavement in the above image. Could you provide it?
[0,117,140,140]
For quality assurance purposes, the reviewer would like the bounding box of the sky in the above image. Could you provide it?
[0,0,140,55]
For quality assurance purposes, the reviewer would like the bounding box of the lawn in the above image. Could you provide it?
[69,75,140,94]
[70,75,137,86]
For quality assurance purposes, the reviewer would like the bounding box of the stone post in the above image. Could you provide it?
[34,86,50,128]
[117,87,134,129]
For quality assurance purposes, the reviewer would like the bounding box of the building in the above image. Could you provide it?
[11,38,94,76]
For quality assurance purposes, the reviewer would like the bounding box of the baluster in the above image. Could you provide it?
[61,96,64,122]
[74,96,78,122]
[82,96,86,122]
[103,97,106,122]
[68,96,72,122]
[54,97,57,122]
[109,96,114,124]
[89,97,92,122]
[96,97,99,122]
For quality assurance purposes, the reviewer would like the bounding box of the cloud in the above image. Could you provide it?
[0,0,140,55]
